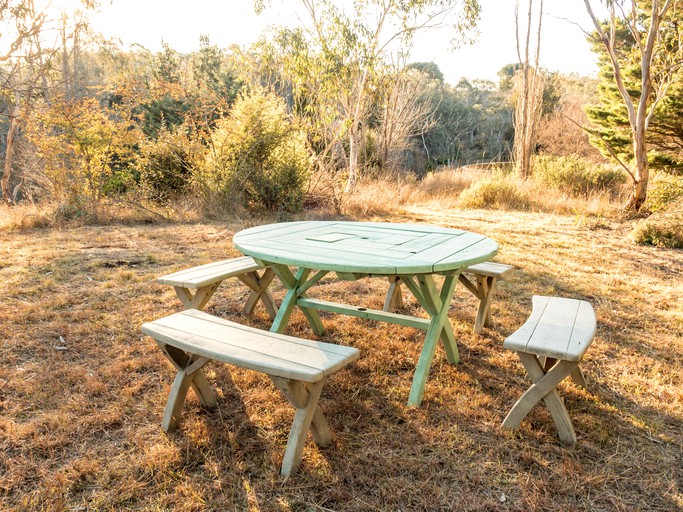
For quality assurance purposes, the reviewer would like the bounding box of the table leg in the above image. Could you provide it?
[403,273,460,406]
[269,264,326,336]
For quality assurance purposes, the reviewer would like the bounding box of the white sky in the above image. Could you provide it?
[79,0,600,84]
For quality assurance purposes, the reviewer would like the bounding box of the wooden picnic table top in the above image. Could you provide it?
[233,221,498,275]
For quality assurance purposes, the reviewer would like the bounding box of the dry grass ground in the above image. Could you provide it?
[0,206,681,511]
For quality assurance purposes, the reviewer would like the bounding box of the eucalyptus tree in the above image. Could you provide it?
[513,0,544,179]
[586,2,683,171]
[254,0,480,191]
[583,0,681,211]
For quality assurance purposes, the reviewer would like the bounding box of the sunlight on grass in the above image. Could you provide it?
[0,204,680,510]
[343,167,627,219]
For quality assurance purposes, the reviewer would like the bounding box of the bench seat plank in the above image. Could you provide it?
[142,310,359,383]
[158,256,263,288]
[503,296,596,362]
[463,261,514,278]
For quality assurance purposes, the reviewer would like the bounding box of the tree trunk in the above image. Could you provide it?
[514,0,543,179]
[628,128,650,211]
[2,114,18,204]
[582,0,674,213]
[61,14,70,100]
[346,121,360,192]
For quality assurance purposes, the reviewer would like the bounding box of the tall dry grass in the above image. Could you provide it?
[344,166,628,218]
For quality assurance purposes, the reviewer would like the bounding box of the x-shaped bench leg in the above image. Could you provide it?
[384,276,404,311]
[270,377,329,477]
[174,283,221,310]
[173,269,278,319]
[237,268,278,320]
[503,352,578,444]
[457,273,498,333]
[157,343,217,432]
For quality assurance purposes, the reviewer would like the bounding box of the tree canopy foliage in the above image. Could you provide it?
[586,4,683,171]
[6,0,679,219]
[583,0,683,210]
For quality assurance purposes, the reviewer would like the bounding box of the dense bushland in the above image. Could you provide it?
[1,2,681,249]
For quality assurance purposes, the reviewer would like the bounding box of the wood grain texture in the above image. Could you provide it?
[142,309,359,382]
[503,296,596,361]
[234,221,498,275]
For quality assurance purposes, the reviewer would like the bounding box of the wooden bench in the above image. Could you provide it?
[502,295,596,444]
[384,262,514,333]
[141,309,359,477]
[157,256,278,320]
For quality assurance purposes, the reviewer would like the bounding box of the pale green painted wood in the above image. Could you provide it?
[397,273,459,363]
[269,265,325,336]
[407,274,460,406]
[234,221,499,406]
[234,221,498,275]
[297,297,431,330]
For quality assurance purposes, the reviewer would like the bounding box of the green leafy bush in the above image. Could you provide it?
[136,126,197,201]
[28,97,139,207]
[458,175,532,210]
[646,171,683,213]
[534,155,625,196]
[198,88,310,214]
[630,197,683,249]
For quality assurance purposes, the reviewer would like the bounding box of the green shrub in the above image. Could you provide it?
[458,175,532,210]
[646,171,683,213]
[630,197,683,248]
[28,97,139,207]
[534,154,625,196]
[198,88,310,214]
[136,126,197,201]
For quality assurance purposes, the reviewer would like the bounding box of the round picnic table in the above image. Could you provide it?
[234,221,498,405]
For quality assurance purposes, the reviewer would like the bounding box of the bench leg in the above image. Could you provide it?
[271,377,327,477]
[458,274,498,333]
[173,283,220,310]
[542,357,587,389]
[475,275,494,332]
[238,268,278,321]
[502,352,578,444]
[383,276,403,312]
[157,344,215,432]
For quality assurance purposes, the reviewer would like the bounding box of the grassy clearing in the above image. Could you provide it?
[0,204,681,511]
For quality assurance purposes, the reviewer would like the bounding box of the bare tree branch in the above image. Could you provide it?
[562,113,637,182]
